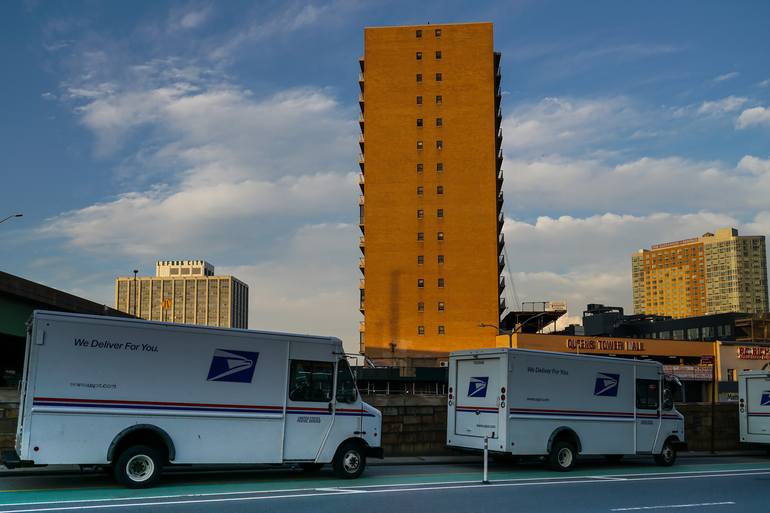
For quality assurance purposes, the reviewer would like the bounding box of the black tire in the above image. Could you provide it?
[654,439,677,467]
[299,463,324,473]
[113,445,163,488]
[547,441,577,471]
[333,442,366,479]
[604,455,624,464]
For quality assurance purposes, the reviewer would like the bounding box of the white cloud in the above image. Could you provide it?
[759,78,770,88]
[502,97,641,155]
[502,154,770,216]
[736,106,770,128]
[713,71,740,82]
[175,6,212,30]
[223,223,361,352]
[696,95,747,115]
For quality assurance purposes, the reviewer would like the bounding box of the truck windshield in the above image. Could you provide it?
[336,359,358,403]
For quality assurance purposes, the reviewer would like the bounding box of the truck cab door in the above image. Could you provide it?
[283,360,336,461]
[321,359,364,456]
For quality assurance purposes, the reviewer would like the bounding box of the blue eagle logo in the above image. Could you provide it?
[207,349,259,383]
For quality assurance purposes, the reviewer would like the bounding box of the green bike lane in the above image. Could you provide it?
[2,457,770,508]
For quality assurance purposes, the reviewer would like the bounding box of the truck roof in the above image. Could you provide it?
[31,310,342,345]
[449,346,662,368]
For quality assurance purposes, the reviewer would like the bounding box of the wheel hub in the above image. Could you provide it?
[557,448,573,467]
[126,454,154,482]
[343,450,360,473]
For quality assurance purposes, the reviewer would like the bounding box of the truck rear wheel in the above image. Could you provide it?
[114,445,163,488]
[548,441,577,471]
[333,442,366,479]
[654,439,677,467]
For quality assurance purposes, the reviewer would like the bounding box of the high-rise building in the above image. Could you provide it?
[632,228,768,318]
[358,23,505,366]
[115,260,248,328]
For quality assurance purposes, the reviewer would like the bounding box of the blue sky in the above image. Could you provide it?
[1,0,769,349]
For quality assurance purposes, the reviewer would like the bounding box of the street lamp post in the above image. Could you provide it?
[0,213,23,225]
[480,311,552,348]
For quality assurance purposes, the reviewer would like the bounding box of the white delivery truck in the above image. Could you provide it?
[447,348,685,470]
[1,311,382,487]
[738,370,770,447]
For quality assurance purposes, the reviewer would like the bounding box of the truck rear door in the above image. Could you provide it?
[746,375,770,435]
[454,356,502,439]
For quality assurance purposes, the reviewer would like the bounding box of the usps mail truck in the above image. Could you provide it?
[738,370,770,446]
[447,348,685,470]
[1,311,382,487]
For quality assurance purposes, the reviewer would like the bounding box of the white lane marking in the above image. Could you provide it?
[314,488,366,494]
[611,501,735,511]
[0,472,764,512]
[4,465,770,508]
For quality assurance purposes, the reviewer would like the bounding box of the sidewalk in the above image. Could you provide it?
[1,451,767,477]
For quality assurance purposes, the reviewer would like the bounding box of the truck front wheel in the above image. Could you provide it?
[114,445,163,488]
[333,442,366,479]
[654,439,677,467]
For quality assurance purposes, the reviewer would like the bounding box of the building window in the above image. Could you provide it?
[435,28,441,37]
[672,329,684,340]
[438,301,445,311]
[435,72,442,82]
[437,208,444,218]
[416,163,423,173]
[436,140,443,150]
[417,186,424,196]
[438,278,445,288]
[417,118,423,127]
[418,325,425,335]
[417,278,424,288]
[438,325,445,335]
[437,185,444,195]
[436,117,443,127]
[687,327,700,340]
[417,232,424,241]
[438,255,445,264]
[417,209,424,219]
[437,231,444,241]
[435,50,442,59]
[416,73,423,83]
[417,140,423,150]
[418,302,424,312]
[417,95,423,105]
[417,255,424,265]
[435,95,442,104]
[416,29,422,38]
[436,162,444,172]
[416,51,422,60]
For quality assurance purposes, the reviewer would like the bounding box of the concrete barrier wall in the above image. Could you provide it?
[0,402,18,452]
[0,397,743,457]
[363,395,452,456]
[676,402,739,451]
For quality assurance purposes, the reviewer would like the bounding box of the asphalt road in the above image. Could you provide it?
[2,456,770,512]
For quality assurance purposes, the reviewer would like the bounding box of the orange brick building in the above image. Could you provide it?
[358,22,505,367]
[632,228,769,318]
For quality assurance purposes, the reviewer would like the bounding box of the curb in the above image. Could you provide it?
[2,452,767,477]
